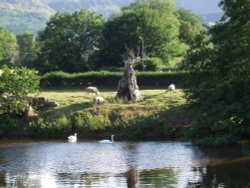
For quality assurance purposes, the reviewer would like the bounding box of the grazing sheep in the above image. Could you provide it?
[167,84,176,91]
[93,96,105,105]
[85,86,100,95]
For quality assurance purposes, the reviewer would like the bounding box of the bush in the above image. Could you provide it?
[135,57,164,71]
[0,65,40,115]
[185,109,241,146]
[40,71,186,89]
[124,115,177,139]
[0,116,27,137]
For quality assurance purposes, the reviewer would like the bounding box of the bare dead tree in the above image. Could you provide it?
[116,46,141,103]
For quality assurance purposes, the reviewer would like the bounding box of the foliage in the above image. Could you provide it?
[0,65,40,115]
[98,0,186,68]
[135,57,163,71]
[183,0,250,145]
[40,71,186,89]
[37,9,104,73]
[176,8,203,45]
[125,115,177,139]
[0,27,16,64]
[16,32,39,68]
[0,115,27,137]
[0,0,205,73]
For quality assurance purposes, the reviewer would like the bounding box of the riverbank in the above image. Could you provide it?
[0,89,191,140]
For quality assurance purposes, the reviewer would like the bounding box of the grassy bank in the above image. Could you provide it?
[0,89,191,140]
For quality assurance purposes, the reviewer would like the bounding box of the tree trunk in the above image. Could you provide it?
[117,57,141,103]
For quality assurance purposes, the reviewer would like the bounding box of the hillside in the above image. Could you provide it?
[0,0,222,35]
[0,0,55,34]
[47,0,134,16]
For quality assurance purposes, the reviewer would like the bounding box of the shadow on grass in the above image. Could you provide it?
[41,102,92,118]
[142,91,166,100]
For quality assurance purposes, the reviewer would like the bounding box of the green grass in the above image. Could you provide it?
[27,88,190,139]
[38,89,186,117]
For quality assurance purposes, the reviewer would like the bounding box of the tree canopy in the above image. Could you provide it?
[37,9,104,73]
[16,32,38,68]
[98,0,186,68]
[0,0,205,73]
[0,27,16,64]
[184,0,250,145]
[176,8,203,45]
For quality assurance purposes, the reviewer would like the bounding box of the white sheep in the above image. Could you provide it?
[93,96,105,105]
[167,84,176,91]
[85,86,100,95]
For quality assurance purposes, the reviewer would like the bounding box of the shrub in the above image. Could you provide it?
[40,71,186,89]
[135,57,164,71]
[0,65,40,115]
[185,109,241,146]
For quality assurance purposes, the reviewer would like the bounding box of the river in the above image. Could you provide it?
[0,139,250,187]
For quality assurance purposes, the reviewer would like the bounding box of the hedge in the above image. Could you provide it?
[40,71,187,89]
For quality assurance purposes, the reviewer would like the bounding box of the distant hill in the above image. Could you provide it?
[0,0,223,35]
[0,0,55,34]
[47,0,135,16]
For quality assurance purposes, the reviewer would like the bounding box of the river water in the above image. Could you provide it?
[0,139,250,187]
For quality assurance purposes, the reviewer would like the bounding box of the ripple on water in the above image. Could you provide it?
[1,140,250,187]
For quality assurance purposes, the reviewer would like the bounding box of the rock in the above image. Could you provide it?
[43,100,60,107]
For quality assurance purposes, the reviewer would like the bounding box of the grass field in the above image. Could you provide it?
[39,89,187,117]
[26,88,191,139]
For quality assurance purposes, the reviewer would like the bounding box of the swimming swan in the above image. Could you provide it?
[68,133,77,141]
[98,135,115,144]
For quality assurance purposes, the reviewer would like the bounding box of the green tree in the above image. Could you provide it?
[176,8,203,45]
[0,65,40,115]
[184,0,250,145]
[0,27,17,64]
[37,9,104,73]
[98,0,186,68]
[16,32,38,68]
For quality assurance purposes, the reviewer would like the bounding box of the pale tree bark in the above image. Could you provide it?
[116,48,141,103]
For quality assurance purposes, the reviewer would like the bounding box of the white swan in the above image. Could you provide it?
[68,133,77,142]
[98,135,115,144]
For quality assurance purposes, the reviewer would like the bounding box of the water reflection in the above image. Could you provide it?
[0,140,250,187]
[186,145,250,188]
[0,173,5,187]
[121,142,140,188]
[140,168,179,188]
[188,158,250,187]
[122,169,139,188]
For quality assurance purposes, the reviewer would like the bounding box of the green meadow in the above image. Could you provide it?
[29,88,190,140]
